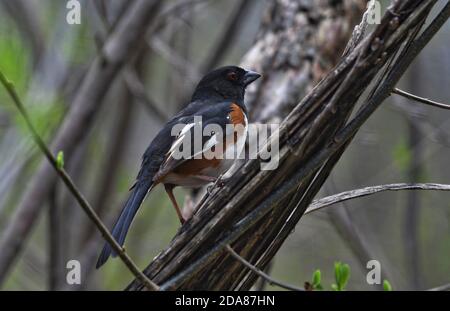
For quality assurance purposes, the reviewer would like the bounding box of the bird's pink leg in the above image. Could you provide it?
[164,184,185,224]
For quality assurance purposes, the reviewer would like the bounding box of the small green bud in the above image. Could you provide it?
[56,151,64,169]
[339,263,350,289]
[383,280,392,291]
[312,269,321,286]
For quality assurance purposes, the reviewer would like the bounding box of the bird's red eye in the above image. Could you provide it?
[227,72,238,81]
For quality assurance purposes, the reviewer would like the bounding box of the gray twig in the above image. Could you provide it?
[306,183,450,214]
[392,88,450,110]
[225,245,304,291]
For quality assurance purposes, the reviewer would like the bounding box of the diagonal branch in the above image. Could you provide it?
[0,72,159,291]
[225,245,304,291]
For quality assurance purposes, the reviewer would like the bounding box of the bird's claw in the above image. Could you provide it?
[207,177,225,194]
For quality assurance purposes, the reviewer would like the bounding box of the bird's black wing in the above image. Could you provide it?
[154,101,234,179]
[96,99,232,268]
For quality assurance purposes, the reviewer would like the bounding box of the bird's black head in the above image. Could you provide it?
[191,66,261,103]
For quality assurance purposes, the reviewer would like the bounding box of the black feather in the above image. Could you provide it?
[96,181,152,269]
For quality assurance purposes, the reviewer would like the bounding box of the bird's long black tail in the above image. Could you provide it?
[96,181,152,268]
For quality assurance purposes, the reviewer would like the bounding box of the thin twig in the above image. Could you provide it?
[306,183,450,214]
[392,88,450,110]
[225,245,304,291]
[254,261,273,291]
[0,72,159,291]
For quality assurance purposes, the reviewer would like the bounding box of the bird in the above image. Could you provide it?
[96,66,261,268]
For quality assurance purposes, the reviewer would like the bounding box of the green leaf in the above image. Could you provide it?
[334,262,342,289]
[333,262,350,291]
[312,269,321,286]
[56,151,64,169]
[339,263,350,290]
[383,280,392,291]
[311,269,323,290]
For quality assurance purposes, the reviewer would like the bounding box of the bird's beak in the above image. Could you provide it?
[243,70,261,86]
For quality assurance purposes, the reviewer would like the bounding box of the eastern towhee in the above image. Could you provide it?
[96,66,261,268]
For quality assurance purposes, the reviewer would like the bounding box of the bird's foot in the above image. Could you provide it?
[207,175,225,194]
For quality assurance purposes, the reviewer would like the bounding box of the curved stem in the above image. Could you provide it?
[306,183,450,214]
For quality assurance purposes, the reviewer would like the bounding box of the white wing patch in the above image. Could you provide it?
[165,122,221,163]
[165,114,248,165]
[168,122,195,157]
